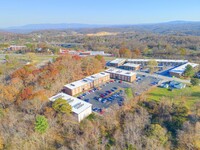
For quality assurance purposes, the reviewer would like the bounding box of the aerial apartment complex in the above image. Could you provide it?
[49,93,92,122]
[106,68,136,82]
[64,72,110,96]
[110,58,198,78]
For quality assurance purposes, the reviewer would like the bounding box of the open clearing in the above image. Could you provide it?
[146,86,200,108]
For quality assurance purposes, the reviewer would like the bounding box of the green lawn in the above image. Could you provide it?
[125,88,133,99]
[146,86,200,108]
[103,56,116,61]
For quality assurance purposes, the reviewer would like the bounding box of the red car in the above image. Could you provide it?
[119,80,122,83]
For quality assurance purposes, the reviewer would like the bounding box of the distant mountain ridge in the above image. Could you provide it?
[1,21,200,35]
[3,23,108,33]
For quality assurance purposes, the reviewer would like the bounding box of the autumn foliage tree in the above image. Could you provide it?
[119,47,132,58]
[52,98,72,115]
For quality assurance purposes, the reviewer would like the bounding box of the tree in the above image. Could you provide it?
[184,65,195,78]
[191,78,200,86]
[119,47,132,58]
[133,48,141,57]
[95,55,105,68]
[52,98,72,115]
[146,124,169,146]
[5,55,9,62]
[35,115,49,134]
[0,135,3,150]
[179,48,187,58]
[147,59,158,74]
[177,122,200,150]
[25,43,36,52]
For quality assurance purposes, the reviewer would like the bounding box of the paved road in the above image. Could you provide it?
[136,71,190,84]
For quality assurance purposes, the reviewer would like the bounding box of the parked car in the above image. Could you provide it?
[101,99,107,103]
[98,98,102,101]
[94,97,99,100]
[84,99,89,102]
[92,108,98,112]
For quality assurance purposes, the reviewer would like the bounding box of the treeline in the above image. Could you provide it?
[0,94,199,149]
[1,30,200,62]
[0,54,105,108]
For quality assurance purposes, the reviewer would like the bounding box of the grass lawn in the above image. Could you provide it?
[146,86,200,108]
[125,88,133,99]
[103,56,116,61]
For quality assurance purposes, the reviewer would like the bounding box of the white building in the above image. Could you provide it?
[49,93,92,122]
[169,62,199,77]
[126,59,188,66]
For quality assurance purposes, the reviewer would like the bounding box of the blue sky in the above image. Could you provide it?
[0,0,200,28]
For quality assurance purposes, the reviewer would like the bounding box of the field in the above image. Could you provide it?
[0,54,58,77]
[146,86,200,108]
[103,56,116,61]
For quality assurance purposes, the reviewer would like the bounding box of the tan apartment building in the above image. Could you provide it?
[121,63,140,71]
[106,68,136,82]
[64,72,110,96]
[109,59,126,67]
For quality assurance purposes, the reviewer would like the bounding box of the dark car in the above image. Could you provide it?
[94,97,99,100]
[84,99,89,102]
[118,101,124,106]
[92,108,98,112]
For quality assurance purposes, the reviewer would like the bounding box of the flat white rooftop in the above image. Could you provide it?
[106,68,136,76]
[169,62,199,75]
[86,72,109,81]
[49,93,92,114]
[64,72,109,90]
[64,78,92,90]
[127,59,188,63]
[110,58,126,64]
[123,63,140,67]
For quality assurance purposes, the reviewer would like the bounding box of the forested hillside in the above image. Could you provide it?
[0,54,199,150]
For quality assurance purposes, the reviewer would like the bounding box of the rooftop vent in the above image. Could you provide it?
[117,71,122,73]
[73,102,84,109]
[67,98,74,103]
[70,84,75,86]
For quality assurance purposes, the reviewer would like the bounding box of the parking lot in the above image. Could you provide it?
[76,74,163,113]
[77,80,130,113]
[156,66,179,77]
[133,74,162,95]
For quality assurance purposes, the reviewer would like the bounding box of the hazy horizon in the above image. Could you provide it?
[1,0,200,28]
